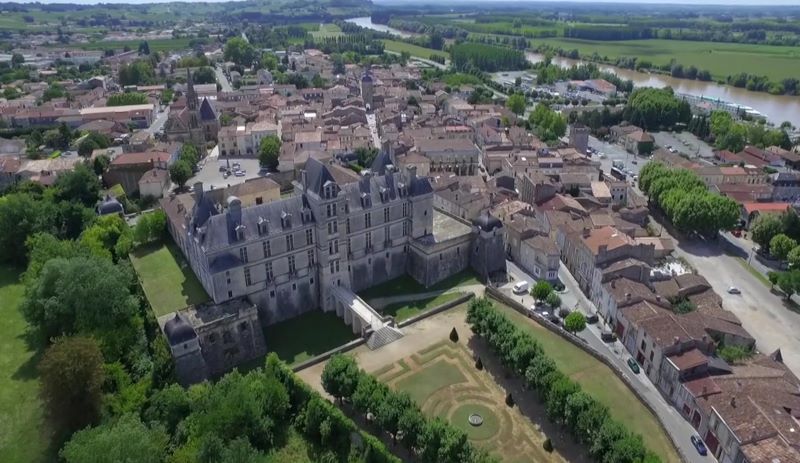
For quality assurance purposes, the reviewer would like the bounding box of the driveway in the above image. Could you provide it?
[654,218,800,375]
[503,260,715,463]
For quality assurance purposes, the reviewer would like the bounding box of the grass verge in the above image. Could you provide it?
[0,266,51,463]
[130,240,209,317]
[735,258,772,287]
[380,292,464,322]
[491,299,680,463]
[263,310,356,366]
[359,270,479,302]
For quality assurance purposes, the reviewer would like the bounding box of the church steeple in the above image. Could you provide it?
[186,68,198,112]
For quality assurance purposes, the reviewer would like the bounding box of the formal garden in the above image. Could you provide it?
[373,340,560,463]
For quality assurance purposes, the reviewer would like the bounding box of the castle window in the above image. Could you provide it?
[270,290,275,297]
[327,220,338,235]
[329,239,339,255]
[310,278,314,284]
[209,333,217,344]
[366,232,372,250]
[263,240,271,258]
[235,224,246,241]
[281,212,292,229]
[326,203,337,218]
[384,207,390,222]
[346,218,351,233]
[265,262,274,281]
[439,254,443,260]
[292,283,297,291]
[228,290,233,298]
[286,234,294,251]
[402,221,408,236]
[365,212,371,228]
[308,249,315,266]
[239,322,248,332]
[306,229,314,245]
[288,255,296,274]
[257,217,268,235]
[244,268,252,286]
[239,247,249,263]
[385,226,390,243]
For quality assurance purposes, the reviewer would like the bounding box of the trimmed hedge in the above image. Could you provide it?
[466,297,661,463]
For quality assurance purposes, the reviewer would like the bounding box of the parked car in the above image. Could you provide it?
[601,330,617,342]
[512,281,530,295]
[627,358,641,374]
[727,286,741,295]
[234,171,246,177]
[548,315,561,325]
[586,314,599,324]
[690,435,708,456]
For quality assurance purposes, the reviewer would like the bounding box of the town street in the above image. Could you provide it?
[214,64,233,92]
[502,260,714,463]
[146,105,170,135]
[652,217,800,375]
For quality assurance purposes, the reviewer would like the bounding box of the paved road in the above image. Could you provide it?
[503,260,713,463]
[384,50,448,70]
[146,106,170,135]
[652,216,800,375]
[215,65,233,92]
[366,113,381,147]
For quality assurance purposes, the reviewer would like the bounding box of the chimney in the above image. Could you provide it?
[656,295,661,302]
[673,336,680,345]
[626,292,631,301]
[406,165,417,182]
[300,169,308,192]
[730,396,737,408]
[193,181,203,202]
[582,226,591,238]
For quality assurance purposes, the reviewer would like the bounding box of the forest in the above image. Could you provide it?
[450,43,527,73]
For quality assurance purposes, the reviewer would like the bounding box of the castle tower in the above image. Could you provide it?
[164,312,208,385]
[569,123,590,155]
[470,212,507,282]
[361,70,374,110]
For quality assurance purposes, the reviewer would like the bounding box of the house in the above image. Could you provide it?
[138,168,170,199]
[519,235,560,282]
[741,202,791,229]
[414,138,480,176]
[104,150,172,195]
[623,130,654,155]
[218,121,281,157]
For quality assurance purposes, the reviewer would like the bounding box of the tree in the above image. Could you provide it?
[55,163,101,207]
[193,66,217,85]
[118,60,155,86]
[143,383,192,435]
[751,213,784,249]
[531,280,553,300]
[93,154,110,175]
[224,37,256,67]
[80,214,133,261]
[258,135,281,170]
[106,92,148,106]
[564,312,587,333]
[545,291,561,308]
[138,40,151,55]
[788,246,800,268]
[449,327,459,342]
[20,256,143,360]
[529,104,566,143]
[770,233,797,260]
[134,210,167,245]
[777,270,800,298]
[170,161,192,189]
[321,354,360,402]
[506,93,526,115]
[61,414,168,463]
[39,336,105,434]
[11,52,24,67]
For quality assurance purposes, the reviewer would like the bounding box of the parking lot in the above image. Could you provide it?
[587,135,645,182]
[651,131,714,160]
[188,145,263,190]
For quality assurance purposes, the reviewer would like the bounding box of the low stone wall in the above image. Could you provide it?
[397,293,474,328]
[292,337,366,373]
[484,287,688,463]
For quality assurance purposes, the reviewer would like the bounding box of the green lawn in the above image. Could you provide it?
[130,240,209,317]
[382,39,448,61]
[359,271,479,302]
[533,37,800,81]
[73,38,195,52]
[451,403,500,441]
[491,298,680,463]
[263,310,356,366]
[381,292,465,322]
[0,266,51,463]
[395,359,467,404]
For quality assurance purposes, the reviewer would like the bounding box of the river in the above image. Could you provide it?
[525,52,800,126]
[345,17,415,38]
[347,16,800,125]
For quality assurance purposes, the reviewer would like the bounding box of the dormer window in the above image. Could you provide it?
[235,224,246,241]
[257,217,268,235]
[397,182,406,197]
[302,208,312,223]
[281,211,292,229]
[360,193,371,208]
[323,182,336,200]
[379,187,388,202]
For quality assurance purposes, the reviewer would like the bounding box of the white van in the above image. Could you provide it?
[512,281,530,295]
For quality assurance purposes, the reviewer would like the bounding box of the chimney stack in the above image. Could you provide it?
[730,396,737,408]
[300,169,308,192]
[193,181,203,202]
[406,165,417,182]
[582,226,591,238]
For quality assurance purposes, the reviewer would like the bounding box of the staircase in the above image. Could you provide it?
[366,324,405,350]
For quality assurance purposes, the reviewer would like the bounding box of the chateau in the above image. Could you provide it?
[160,154,505,383]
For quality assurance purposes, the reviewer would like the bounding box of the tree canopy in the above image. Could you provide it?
[61,414,168,463]
[224,37,257,67]
[529,104,566,143]
[505,93,526,115]
[258,135,281,170]
[622,87,691,130]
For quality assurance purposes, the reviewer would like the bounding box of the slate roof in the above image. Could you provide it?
[199,97,217,121]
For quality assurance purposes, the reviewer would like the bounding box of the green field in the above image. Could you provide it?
[130,240,209,317]
[382,39,448,61]
[263,310,356,366]
[310,23,343,40]
[491,298,680,462]
[0,266,50,463]
[380,292,465,322]
[533,37,800,81]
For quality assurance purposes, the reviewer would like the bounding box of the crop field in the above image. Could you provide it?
[310,23,343,39]
[533,37,800,81]
[73,38,195,52]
